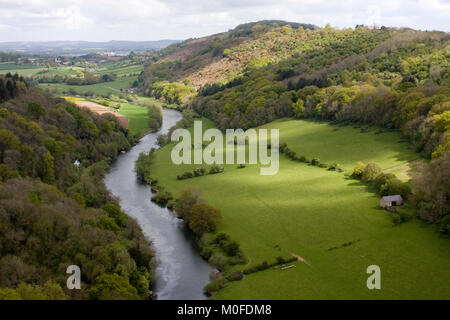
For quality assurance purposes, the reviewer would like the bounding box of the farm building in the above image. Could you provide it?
[380,195,403,208]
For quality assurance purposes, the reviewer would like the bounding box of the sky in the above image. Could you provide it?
[0,0,448,42]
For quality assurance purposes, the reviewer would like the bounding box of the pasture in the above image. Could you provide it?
[148,118,450,299]
[117,102,152,135]
[39,75,136,96]
[0,62,46,76]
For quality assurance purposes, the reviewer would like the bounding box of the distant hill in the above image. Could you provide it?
[139,20,317,90]
[0,40,181,55]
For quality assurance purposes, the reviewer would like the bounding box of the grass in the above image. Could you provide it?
[260,119,420,172]
[0,63,46,76]
[117,102,152,135]
[148,118,450,299]
[38,76,136,96]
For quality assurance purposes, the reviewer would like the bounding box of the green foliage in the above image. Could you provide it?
[189,203,222,236]
[0,288,21,300]
[88,274,141,300]
[175,189,202,222]
[102,203,128,228]
[362,162,382,182]
[135,151,155,184]
[27,102,46,119]
[0,87,153,300]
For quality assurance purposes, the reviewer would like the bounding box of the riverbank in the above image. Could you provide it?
[104,108,215,300]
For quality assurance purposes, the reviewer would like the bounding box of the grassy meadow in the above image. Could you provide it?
[117,102,152,135]
[148,118,450,299]
[39,75,136,96]
[0,62,46,76]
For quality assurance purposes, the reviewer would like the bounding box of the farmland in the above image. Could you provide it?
[39,75,137,96]
[147,118,450,299]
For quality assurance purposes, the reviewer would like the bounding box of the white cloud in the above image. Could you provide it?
[0,0,448,41]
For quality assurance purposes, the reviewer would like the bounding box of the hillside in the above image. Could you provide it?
[0,76,154,299]
[139,20,317,91]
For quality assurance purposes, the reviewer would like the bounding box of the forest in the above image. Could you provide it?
[0,74,154,299]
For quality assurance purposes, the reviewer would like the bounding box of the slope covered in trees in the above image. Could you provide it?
[0,78,154,299]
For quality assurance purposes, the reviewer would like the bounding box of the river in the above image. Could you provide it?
[104,109,215,300]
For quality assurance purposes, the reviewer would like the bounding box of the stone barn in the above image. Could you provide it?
[380,195,403,208]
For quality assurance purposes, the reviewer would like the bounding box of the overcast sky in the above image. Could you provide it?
[0,0,448,42]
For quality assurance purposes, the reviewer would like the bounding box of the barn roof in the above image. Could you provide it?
[382,195,403,202]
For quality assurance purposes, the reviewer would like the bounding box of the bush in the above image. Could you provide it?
[209,165,224,174]
[208,253,228,270]
[440,215,450,234]
[227,271,244,282]
[194,167,206,176]
[151,191,174,207]
[328,163,340,171]
[177,171,194,180]
[391,213,401,225]
[189,203,222,235]
[204,278,228,294]
[311,158,320,166]
[222,240,240,256]
[237,163,247,169]
[351,162,365,179]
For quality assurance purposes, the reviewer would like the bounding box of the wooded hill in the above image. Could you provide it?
[0,76,154,300]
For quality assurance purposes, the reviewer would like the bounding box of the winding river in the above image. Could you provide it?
[104,109,215,300]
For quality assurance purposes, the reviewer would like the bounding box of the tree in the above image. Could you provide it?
[102,203,127,228]
[88,274,141,300]
[175,189,202,223]
[42,151,55,183]
[189,203,222,236]
[27,102,46,120]
[292,99,304,118]
[0,129,19,162]
[0,288,21,300]
[362,163,382,182]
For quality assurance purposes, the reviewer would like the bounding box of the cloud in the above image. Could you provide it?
[0,0,448,41]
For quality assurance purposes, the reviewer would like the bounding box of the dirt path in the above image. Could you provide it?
[74,101,129,128]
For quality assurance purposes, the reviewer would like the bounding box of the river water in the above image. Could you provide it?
[104,109,215,300]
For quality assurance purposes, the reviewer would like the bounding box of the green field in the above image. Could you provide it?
[117,102,151,135]
[148,118,450,299]
[39,76,136,96]
[0,63,46,76]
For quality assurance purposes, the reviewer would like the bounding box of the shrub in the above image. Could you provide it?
[189,203,222,235]
[222,240,240,256]
[151,191,174,207]
[204,278,228,294]
[351,161,365,179]
[208,253,228,270]
[194,167,206,176]
[440,215,450,234]
[311,158,320,166]
[209,165,224,174]
[227,271,244,282]
[237,163,247,169]
[391,213,401,225]
[177,171,193,180]
[328,163,340,171]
